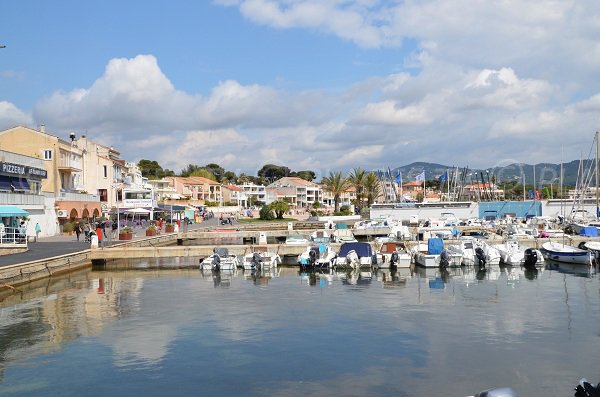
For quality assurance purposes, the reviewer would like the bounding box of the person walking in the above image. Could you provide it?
[75,222,82,242]
[35,223,41,241]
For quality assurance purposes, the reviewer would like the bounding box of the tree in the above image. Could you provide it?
[269,200,289,219]
[364,172,382,206]
[223,171,237,184]
[190,168,216,180]
[321,171,349,213]
[348,167,366,211]
[180,164,201,177]
[294,170,316,182]
[204,163,225,182]
[138,159,165,180]
[258,164,290,183]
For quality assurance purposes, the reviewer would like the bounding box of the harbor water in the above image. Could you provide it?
[1,260,599,397]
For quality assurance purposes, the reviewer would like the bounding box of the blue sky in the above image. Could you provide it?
[2,1,600,178]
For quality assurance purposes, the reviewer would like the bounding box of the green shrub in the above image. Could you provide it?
[62,222,74,233]
[259,205,275,220]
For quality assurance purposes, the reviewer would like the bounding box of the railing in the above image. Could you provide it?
[56,192,100,202]
[0,226,28,246]
[57,158,82,169]
[0,192,45,206]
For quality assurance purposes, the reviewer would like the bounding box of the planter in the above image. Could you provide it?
[119,232,133,240]
[165,225,175,233]
[146,229,157,236]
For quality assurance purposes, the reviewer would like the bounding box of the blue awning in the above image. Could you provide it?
[0,206,29,217]
[0,176,11,191]
[11,178,30,191]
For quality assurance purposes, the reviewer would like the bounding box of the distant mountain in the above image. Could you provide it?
[389,160,594,187]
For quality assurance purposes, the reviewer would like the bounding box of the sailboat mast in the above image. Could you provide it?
[596,130,599,218]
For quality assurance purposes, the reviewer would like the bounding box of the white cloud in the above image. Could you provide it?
[0,101,32,129]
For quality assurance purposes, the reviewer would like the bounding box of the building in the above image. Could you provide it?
[165,176,222,205]
[0,126,101,232]
[267,177,321,207]
[222,185,247,207]
[239,182,266,205]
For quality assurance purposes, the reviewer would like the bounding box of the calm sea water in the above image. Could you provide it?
[0,261,599,397]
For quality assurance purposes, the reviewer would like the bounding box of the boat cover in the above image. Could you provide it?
[580,226,598,237]
[428,238,444,255]
[338,242,372,258]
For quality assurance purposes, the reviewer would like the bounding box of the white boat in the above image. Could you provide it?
[242,246,281,270]
[332,242,374,270]
[200,247,239,271]
[540,241,592,265]
[285,234,310,245]
[375,241,412,268]
[414,238,462,268]
[310,230,331,244]
[492,240,544,266]
[297,244,337,269]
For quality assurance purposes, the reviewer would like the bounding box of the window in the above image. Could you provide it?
[103,165,108,178]
[43,149,52,160]
[98,189,108,202]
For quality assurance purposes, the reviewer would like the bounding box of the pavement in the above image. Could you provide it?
[0,218,222,268]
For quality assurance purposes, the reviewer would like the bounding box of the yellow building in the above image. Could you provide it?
[0,125,102,223]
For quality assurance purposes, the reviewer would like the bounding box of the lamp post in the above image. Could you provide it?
[112,183,121,236]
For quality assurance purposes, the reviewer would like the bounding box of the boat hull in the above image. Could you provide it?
[541,242,591,265]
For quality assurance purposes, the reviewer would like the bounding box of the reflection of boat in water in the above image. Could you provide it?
[242,268,278,285]
[544,260,596,277]
[200,268,237,288]
[339,269,372,286]
[376,268,409,288]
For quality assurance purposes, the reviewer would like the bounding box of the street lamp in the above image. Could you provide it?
[112,183,121,236]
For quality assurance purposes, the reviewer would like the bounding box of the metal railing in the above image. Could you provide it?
[56,191,100,202]
[0,226,28,246]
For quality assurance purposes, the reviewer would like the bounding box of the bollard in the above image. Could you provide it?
[90,235,99,249]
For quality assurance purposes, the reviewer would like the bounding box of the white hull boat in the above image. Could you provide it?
[298,244,337,268]
[541,241,592,265]
[200,247,239,271]
[242,247,281,270]
[332,242,374,270]
[375,242,412,268]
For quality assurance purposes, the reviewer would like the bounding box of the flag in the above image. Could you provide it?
[415,171,425,182]
[395,171,402,185]
[438,170,448,182]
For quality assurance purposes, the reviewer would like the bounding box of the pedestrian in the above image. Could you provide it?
[35,222,41,241]
[75,222,82,242]
[83,222,91,242]
[111,219,118,239]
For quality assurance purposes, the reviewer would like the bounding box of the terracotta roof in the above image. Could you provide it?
[282,177,318,187]
[188,176,220,185]
[403,181,423,187]
[266,188,285,196]
[224,185,243,191]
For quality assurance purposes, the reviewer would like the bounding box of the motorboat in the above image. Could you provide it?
[285,234,310,245]
[200,247,239,271]
[375,241,411,268]
[414,237,462,268]
[332,242,374,270]
[447,238,501,266]
[540,241,592,265]
[242,246,281,270]
[310,230,331,244]
[492,240,543,266]
[297,244,337,269]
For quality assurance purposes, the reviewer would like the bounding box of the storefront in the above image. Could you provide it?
[0,161,47,194]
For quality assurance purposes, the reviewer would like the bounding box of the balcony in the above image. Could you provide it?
[57,158,82,172]
[55,191,100,202]
[0,192,45,206]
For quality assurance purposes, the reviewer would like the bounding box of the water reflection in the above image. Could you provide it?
[0,264,598,396]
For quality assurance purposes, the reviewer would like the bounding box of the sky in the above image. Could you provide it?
[2,0,600,180]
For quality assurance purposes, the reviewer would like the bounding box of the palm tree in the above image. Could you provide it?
[364,172,382,206]
[322,171,349,213]
[348,167,366,211]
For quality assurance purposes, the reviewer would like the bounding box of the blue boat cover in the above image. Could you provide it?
[428,238,444,255]
[580,227,598,237]
[337,242,372,257]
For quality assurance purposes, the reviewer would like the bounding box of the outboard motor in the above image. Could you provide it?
[211,254,221,272]
[251,252,262,271]
[473,387,518,397]
[439,249,449,269]
[308,249,317,267]
[390,251,399,268]
[574,378,600,397]
[475,247,487,267]
[523,248,538,267]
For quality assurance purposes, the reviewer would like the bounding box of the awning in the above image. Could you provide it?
[11,178,30,191]
[0,206,29,217]
[0,176,11,191]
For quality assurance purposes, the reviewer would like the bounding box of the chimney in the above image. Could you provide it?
[39,124,45,133]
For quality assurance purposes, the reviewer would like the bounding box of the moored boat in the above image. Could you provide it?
[540,241,592,265]
[200,247,239,271]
